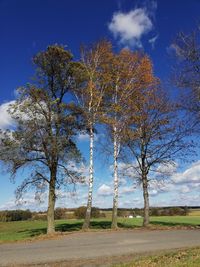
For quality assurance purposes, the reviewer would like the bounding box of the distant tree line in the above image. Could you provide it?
[0,210,32,222]
[0,206,191,222]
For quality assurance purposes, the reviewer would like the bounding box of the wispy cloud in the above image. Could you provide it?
[97,184,113,196]
[120,185,136,195]
[148,34,158,49]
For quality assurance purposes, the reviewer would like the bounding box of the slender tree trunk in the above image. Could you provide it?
[111,126,119,229]
[142,174,150,227]
[47,169,56,234]
[82,125,94,230]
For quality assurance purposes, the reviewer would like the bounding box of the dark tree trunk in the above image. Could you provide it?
[142,174,150,227]
[47,168,56,234]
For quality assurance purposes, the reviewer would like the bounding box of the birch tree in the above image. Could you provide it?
[74,41,112,229]
[0,45,83,234]
[103,49,153,229]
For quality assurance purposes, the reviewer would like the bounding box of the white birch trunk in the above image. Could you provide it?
[111,125,119,229]
[82,125,94,229]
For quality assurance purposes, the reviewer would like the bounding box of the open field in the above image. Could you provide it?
[189,209,200,216]
[115,247,200,267]
[0,216,199,243]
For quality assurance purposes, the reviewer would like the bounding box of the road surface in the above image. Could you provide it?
[0,229,200,266]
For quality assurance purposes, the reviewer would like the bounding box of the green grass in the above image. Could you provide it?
[149,216,200,227]
[114,247,200,267]
[0,216,199,243]
[118,216,200,228]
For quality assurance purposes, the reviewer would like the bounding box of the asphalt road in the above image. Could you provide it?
[0,230,200,266]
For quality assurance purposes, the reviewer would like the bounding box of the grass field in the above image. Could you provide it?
[0,216,199,243]
[114,247,200,267]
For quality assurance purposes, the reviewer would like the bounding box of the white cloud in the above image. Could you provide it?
[97,184,113,196]
[65,161,89,185]
[148,161,200,197]
[118,161,139,179]
[171,160,200,184]
[0,99,51,130]
[119,198,143,208]
[97,183,136,197]
[149,189,158,196]
[155,162,178,176]
[120,185,135,195]
[158,182,175,193]
[119,177,127,186]
[171,193,200,207]
[180,185,191,194]
[0,199,18,210]
[77,133,90,142]
[77,133,99,142]
[190,182,200,189]
[148,34,158,49]
[0,192,47,211]
[108,8,153,47]
[0,101,15,129]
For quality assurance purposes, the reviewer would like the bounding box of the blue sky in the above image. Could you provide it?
[0,0,200,210]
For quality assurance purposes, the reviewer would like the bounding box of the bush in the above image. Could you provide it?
[74,206,101,219]
[54,208,66,219]
[150,208,160,216]
[74,206,86,219]
[0,211,7,222]
[150,207,187,216]
[91,207,101,218]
